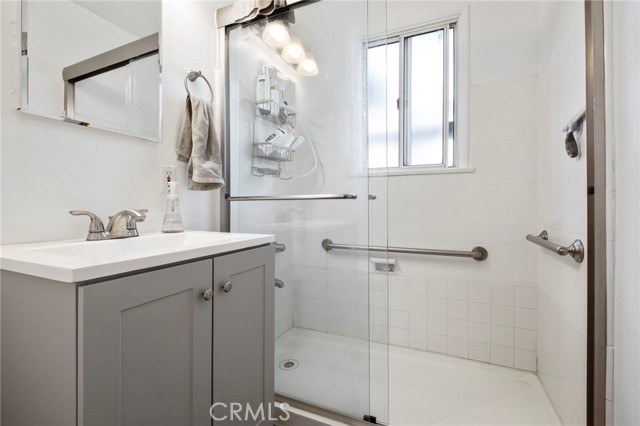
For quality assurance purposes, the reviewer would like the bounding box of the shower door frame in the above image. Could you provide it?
[215,1,609,425]
[216,2,388,424]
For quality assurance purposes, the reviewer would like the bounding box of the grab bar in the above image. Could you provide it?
[321,239,489,262]
[225,194,357,201]
[525,230,584,263]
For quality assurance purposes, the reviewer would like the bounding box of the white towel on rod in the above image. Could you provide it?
[176,95,225,191]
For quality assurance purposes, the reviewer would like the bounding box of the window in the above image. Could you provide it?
[367,21,458,170]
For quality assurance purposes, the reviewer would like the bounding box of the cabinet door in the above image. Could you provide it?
[78,260,213,426]
[212,246,275,426]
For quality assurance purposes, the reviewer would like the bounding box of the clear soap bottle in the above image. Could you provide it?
[161,181,184,233]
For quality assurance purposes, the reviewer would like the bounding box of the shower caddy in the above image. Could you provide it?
[251,66,297,179]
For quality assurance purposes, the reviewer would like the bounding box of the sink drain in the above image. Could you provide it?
[279,359,299,371]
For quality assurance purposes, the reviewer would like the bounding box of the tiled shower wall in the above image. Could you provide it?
[291,76,540,371]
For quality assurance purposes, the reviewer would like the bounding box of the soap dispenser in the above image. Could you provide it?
[161,181,184,233]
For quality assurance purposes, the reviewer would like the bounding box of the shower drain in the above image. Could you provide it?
[279,359,299,371]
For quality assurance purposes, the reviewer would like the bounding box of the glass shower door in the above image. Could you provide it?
[226,1,389,422]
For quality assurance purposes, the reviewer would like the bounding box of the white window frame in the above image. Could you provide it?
[366,9,471,176]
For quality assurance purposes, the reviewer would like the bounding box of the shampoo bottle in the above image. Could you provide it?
[161,181,184,233]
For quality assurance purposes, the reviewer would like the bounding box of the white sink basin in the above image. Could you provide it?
[0,231,274,283]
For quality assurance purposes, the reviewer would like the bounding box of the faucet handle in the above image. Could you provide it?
[125,209,148,231]
[70,211,107,241]
[69,210,105,233]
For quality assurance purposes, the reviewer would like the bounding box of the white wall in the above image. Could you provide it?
[1,0,226,246]
[535,2,587,425]
[608,1,640,425]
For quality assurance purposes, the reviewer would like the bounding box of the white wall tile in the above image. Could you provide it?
[491,285,515,306]
[428,315,448,335]
[469,341,491,362]
[491,345,515,367]
[491,305,515,327]
[469,302,491,324]
[448,319,469,339]
[427,333,448,354]
[469,283,491,303]
[515,287,538,309]
[448,337,468,358]
[491,325,515,347]
[409,313,428,332]
[515,349,537,371]
[409,331,428,351]
[469,322,491,343]
[515,329,537,350]
[448,300,469,320]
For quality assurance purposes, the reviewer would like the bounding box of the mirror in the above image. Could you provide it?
[20,0,162,141]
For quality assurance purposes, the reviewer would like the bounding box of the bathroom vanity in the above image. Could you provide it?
[0,232,275,425]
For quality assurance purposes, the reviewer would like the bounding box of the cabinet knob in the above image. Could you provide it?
[202,289,214,301]
[221,282,233,293]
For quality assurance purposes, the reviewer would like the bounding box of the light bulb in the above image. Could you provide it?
[261,21,290,48]
[281,40,306,64]
[297,56,319,76]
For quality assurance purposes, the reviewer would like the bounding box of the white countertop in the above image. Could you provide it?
[0,231,274,283]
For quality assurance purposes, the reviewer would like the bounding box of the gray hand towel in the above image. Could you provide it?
[176,95,225,191]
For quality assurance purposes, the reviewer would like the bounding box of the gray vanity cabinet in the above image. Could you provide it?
[78,260,213,426]
[212,248,275,426]
[1,244,275,426]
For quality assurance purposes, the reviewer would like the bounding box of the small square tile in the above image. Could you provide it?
[469,322,490,343]
[390,275,410,293]
[448,280,469,301]
[491,305,515,326]
[428,333,448,354]
[469,283,491,303]
[491,325,514,346]
[448,318,468,339]
[389,327,409,347]
[428,315,448,335]
[409,313,428,332]
[409,277,428,296]
[428,297,447,316]
[408,295,428,314]
[428,279,448,298]
[389,310,409,329]
[515,349,536,371]
[491,345,514,367]
[448,336,468,358]
[515,287,538,309]
[491,285,515,306]
[515,329,537,350]
[469,303,491,323]
[468,341,491,362]
[389,292,409,311]
[448,300,468,320]
[515,308,537,330]
[409,331,428,351]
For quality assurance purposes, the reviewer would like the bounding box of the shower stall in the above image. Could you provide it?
[219,1,596,424]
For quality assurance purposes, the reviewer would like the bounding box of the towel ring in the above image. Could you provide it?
[184,70,214,103]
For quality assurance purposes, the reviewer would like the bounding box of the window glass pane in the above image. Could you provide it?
[367,42,400,168]
[406,30,444,166]
[447,26,455,167]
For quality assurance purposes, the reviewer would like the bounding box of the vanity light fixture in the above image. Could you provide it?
[281,39,306,64]
[297,55,319,76]
[262,21,291,48]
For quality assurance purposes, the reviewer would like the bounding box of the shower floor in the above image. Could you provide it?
[275,328,562,426]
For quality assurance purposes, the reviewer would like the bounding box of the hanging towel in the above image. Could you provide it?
[176,96,225,191]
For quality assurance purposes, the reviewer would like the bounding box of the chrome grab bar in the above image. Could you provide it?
[321,239,489,262]
[225,194,357,201]
[525,230,584,263]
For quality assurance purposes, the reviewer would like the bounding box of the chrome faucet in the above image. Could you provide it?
[70,209,148,241]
